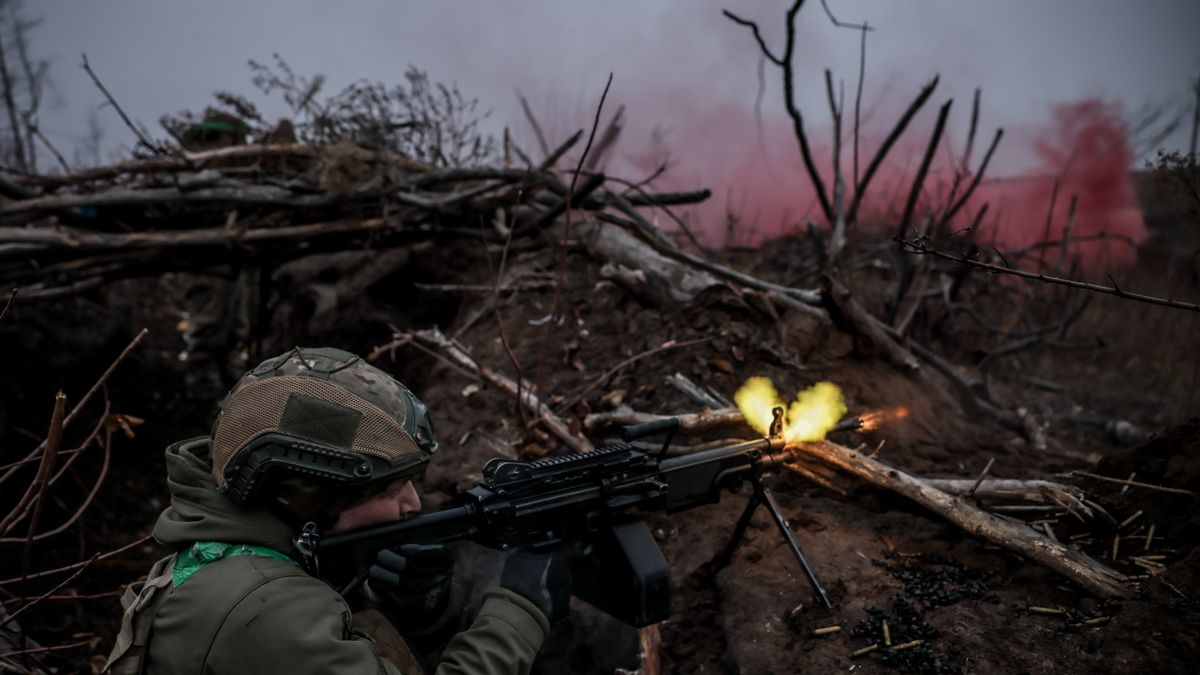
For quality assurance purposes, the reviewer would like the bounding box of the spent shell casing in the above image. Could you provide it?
[812,625,842,636]
[850,644,880,658]
[1120,472,1136,495]
[1120,510,1143,529]
[893,640,924,651]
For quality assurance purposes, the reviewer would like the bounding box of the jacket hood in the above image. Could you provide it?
[153,437,298,555]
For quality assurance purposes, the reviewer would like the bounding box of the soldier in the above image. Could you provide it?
[105,347,572,674]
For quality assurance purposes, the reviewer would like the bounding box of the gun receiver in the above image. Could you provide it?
[313,409,832,626]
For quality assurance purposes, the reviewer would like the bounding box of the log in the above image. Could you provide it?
[795,439,1130,598]
[566,219,723,305]
[0,215,404,251]
[823,274,920,372]
[584,407,744,434]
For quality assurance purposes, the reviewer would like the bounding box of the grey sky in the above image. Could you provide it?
[30,0,1200,175]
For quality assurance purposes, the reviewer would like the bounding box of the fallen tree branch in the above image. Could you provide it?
[405,327,594,454]
[0,214,408,250]
[1062,471,1197,497]
[900,235,1200,313]
[795,440,1130,598]
[823,274,920,372]
[584,407,745,434]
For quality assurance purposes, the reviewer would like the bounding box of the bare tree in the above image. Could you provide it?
[0,0,50,172]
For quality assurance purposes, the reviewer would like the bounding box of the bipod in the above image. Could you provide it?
[714,477,833,609]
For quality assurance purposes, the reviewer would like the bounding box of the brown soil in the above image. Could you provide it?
[2,220,1198,674]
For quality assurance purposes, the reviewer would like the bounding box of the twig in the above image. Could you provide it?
[825,69,847,260]
[538,130,584,172]
[369,332,477,383]
[968,457,995,498]
[485,190,530,428]
[1,412,113,544]
[27,121,72,174]
[1065,471,1197,496]
[20,392,65,571]
[80,52,164,156]
[0,590,122,606]
[559,337,711,414]
[845,77,940,226]
[0,287,14,322]
[516,90,550,157]
[0,328,147,486]
[0,394,63,539]
[5,555,97,625]
[852,21,868,188]
[818,0,873,31]
[725,2,834,223]
[0,638,95,659]
[936,128,1004,227]
[886,98,953,325]
[899,237,1200,313]
[0,533,153,585]
[408,327,593,454]
[534,72,613,406]
[896,99,953,241]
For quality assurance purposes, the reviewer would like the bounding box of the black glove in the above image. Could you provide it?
[368,544,453,623]
[500,547,574,625]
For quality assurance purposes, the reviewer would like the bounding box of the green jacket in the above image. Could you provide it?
[139,438,549,675]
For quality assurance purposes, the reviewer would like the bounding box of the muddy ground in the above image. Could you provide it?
[1,192,1198,673]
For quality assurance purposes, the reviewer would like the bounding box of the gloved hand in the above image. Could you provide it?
[368,544,453,622]
[500,546,574,625]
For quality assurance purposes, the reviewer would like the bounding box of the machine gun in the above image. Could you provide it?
[305,408,832,627]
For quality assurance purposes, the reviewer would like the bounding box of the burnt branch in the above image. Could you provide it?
[845,76,939,227]
[516,89,550,157]
[899,235,1200,313]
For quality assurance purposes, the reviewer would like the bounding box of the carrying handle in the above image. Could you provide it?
[621,417,680,460]
[620,417,680,442]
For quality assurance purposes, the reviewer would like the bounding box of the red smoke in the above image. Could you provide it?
[588,96,1145,270]
[969,99,1145,268]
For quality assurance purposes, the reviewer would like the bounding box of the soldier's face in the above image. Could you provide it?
[328,479,422,532]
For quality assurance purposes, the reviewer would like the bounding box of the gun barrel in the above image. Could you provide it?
[658,436,787,473]
[319,504,478,551]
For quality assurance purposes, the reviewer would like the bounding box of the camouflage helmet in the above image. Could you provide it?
[211,347,438,507]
